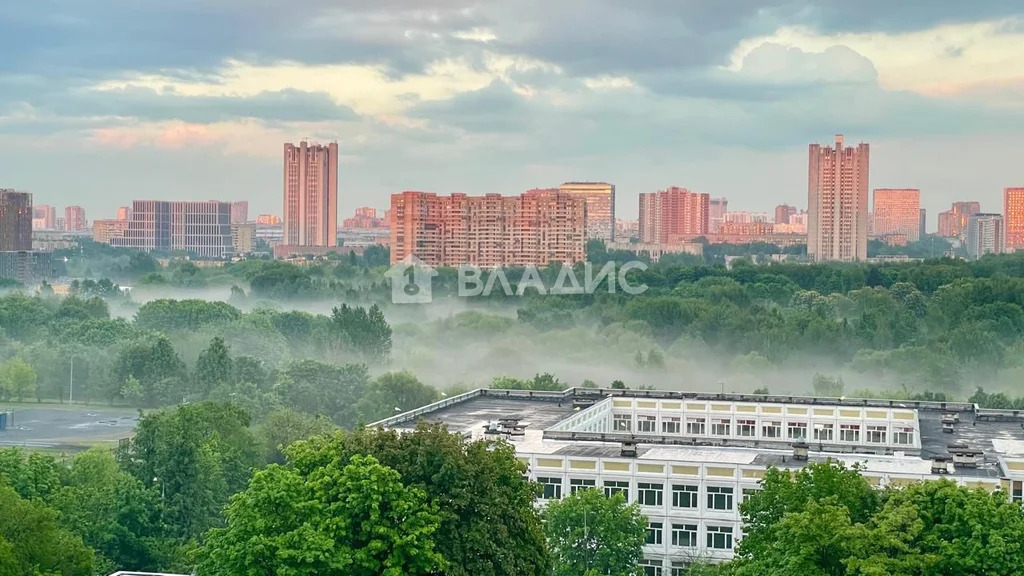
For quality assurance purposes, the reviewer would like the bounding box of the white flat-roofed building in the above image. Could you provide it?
[377,389,1024,574]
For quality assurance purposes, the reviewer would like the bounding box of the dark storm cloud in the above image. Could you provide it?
[0,0,488,79]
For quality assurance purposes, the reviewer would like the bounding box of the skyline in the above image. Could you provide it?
[2,2,1024,220]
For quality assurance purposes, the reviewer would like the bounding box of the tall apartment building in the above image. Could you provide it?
[872,188,921,242]
[1004,188,1024,251]
[808,134,869,261]
[0,189,33,251]
[92,219,131,243]
[232,223,257,254]
[64,205,87,231]
[231,201,249,224]
[389,189,585,267]
[966,213,1004,260]
[709,198,728,233]
[32,205,56,230]
[558,182,615,242]
[919,208,927,237]
[110,200,233,258]
[283,141,338,247]
[117,206,131,221]
[638,187,710,244]
[937,201,981,238]
[774,204,797,225]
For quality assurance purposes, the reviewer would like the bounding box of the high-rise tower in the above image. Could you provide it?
[283,141,338,247]
[808,134,869,261]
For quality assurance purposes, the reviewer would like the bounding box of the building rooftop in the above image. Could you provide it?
[375,388,1024,481]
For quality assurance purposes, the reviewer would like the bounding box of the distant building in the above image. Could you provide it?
[0,251,62,283]
[638,187,710,244]
[1004,188,1024,251]
[232,223,257,254]
[966,213,1004,260]
[92,219,131,243]
[32,204,57,230]
[808,134,869,261]
[64,205,87,231]
[117,206,131,221]
[110,200,233,258]
[937,202,981,238]
[1,190,33,251]
[919,208,927,237]
[723,212,770,225]
[558,182,615,242]
[283,141,339,247]
[709,197,728,233]
[872,188,921,242]
[256,213,282,225]
[606,241,703,262]
[718,222,775,236]
[774,204,797,225]
[342,207,388,229]
[231,201,249,224]
[615,219,639,240]
[881,233,909,247]
[390,189,586,267]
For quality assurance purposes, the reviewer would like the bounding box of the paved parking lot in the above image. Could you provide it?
[0,407,139,450]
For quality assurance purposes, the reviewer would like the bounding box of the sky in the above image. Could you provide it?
[2,1,1024,225]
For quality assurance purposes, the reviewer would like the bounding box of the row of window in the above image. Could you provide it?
[536,477,758,511]
[613,414,914,444]
[645,521,734,550]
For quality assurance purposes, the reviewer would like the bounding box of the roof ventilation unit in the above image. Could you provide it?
[948,442,982,468]
[621,439,639,458]
[930,455,952,474]
[792,442,809,461]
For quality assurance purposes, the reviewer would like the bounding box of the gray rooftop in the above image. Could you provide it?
[376,388,1024,479]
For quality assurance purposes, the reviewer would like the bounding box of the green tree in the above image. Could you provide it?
[0,486,95,576]
[193,336,233,398]
[195,454,444,576]
[0,357,36,401]
[256,408,336,464]
[277,360,370,426]
[737,461,880,560]
[119,402,262,540]
[290,425,551,576]
[811,373,845,397]
[544,489,647,576]
[356,371,439,423]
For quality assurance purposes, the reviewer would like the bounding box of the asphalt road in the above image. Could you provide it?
[0,407,139,449]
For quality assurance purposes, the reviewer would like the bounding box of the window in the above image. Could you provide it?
[814,423,834,441]
[840,424,860,442]
[537,477,561,500]
[637,482,664,507]
[671,562,687,576]
[671,523,698,547]
[686,417,706,435]
[707,486,734,511]
[866,425,887,444]
[637,415,657,433]
[742,487,759,504]
[662,417,681,434]
[605,480,630,499]
[762,421,781,439]
[646,522,663,545]
[672,484,698,508]
[737,419,756,437]
[1013,481,1023,503]
[711,418,731,436]
[570,478,596,494]
[787,421,808,440]
[613,414,632,431]
[639,559,664,576]
[893,427,914,445]
[707,525,734,549]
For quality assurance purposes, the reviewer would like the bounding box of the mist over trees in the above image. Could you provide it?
[6,246,1024,572]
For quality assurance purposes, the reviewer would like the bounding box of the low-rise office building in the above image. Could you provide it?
[376,388,1024,574]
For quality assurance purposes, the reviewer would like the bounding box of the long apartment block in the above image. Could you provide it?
[376,388,1024,575]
